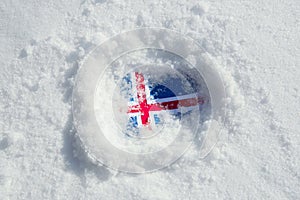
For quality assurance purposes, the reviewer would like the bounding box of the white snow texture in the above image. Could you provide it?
[0,0,299,199]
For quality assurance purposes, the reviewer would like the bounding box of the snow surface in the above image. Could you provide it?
[0,0,299,199]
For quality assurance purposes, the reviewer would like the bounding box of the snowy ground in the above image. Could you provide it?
[0,0,299,199]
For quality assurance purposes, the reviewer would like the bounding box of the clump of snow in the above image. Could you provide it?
[191,2,209,16]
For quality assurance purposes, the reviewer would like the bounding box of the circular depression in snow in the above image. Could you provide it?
[72,28,226,173]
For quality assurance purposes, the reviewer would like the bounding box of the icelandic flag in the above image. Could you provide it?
[121,71,205,128]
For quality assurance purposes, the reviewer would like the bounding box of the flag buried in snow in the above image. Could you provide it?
[121,70,206,131]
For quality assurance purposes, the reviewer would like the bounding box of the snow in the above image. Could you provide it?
[0,0,299,199]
